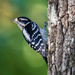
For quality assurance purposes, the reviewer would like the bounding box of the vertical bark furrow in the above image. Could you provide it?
[56,19,63,72]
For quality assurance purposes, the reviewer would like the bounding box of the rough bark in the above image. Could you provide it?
[47,0,75,75]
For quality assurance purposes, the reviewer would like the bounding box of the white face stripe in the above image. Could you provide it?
[23,29,31,41]
[20,18,28,21]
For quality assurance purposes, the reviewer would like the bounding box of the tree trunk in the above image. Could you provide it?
[47,0,75,75]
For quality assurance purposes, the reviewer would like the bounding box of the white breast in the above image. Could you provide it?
[23,29,31,41]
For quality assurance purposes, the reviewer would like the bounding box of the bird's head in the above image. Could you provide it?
[12,17,31,30]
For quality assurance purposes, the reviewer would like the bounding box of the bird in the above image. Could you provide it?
[12,17,47,64]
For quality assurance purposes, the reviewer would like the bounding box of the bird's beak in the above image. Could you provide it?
[11,18,18,23]
[11,19,14,21]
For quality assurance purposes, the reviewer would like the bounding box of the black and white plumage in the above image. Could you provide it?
[12,17,47,64]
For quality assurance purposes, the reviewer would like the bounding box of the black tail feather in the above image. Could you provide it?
[43,57,47,65]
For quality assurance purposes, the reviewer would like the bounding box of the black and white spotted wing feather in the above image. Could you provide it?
[22,22,46,57]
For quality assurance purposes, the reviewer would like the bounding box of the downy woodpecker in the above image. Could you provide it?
[12,17,47,64]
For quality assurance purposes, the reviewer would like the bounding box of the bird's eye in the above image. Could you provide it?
[18,18,23,21]
[17,18,21,22]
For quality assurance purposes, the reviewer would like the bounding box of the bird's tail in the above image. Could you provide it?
[43,57,47,65]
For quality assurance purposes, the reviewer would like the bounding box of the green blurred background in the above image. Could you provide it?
[0,0,47,75]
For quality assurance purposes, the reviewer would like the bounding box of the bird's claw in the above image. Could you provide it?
[44,22,47,30]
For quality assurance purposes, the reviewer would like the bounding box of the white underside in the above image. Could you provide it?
[23,29,31,41]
